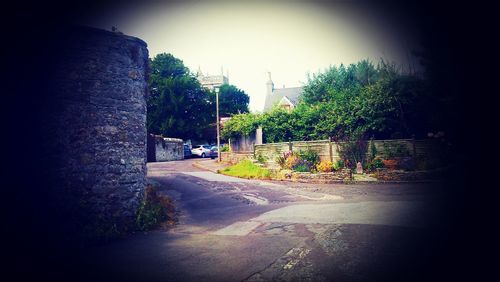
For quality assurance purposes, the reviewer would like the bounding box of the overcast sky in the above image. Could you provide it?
[85,1,422,112]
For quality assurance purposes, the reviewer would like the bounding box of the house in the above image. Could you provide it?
[263,72,303,112]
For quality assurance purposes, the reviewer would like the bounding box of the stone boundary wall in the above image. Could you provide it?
[277,168,353,183]
[220,151,253,165]
[255,139,442,164]
[147,134,184,162]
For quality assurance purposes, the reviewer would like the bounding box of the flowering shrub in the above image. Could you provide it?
[316,160,334,172]
[296,149,320,166]
[285,154,300,169]
[276,151,293,168]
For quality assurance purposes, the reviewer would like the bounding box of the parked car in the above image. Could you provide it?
[209,146,218,159]
[191,145,212,158]
[183,144,192,159]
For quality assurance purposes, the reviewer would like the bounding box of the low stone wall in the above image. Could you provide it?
[147,134,184,162]
[373,168,447,181]
[220,151,253,165]
[276,168,353,183]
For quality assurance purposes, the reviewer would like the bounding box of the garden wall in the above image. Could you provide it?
[220,151,253,165]
[147,134,184,162]
[255,139,443,166]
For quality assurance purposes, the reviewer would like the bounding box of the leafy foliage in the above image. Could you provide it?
[147,53,250,142]
[224,59,452,145]
[336,132,369,169]
[366,158,385,171]
[136,185,174,231]
[221,113,261,140]
[147,53,213,140]
[293,163,310,172]
[333,159,345,171]
[284,154,300,170]
[316,160,334,172]
[296,148,320,167]
[218,84,250,116]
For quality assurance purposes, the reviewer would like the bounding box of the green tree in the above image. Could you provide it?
[219,59,437,145]
[147,53,214,140]
[221,113,261,140]
[217,84,250,117]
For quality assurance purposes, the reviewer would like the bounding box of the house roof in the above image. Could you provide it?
[263,86,303,112]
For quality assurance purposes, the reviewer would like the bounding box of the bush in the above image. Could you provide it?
[276,151,292,169]
[136,185,175,231]
[337,137,368,169]
[366,157,385,171]
[316,160,334,172]
[296,149,320,166]
[276,155,286,168]
[285,154,300,170]
[333,159,345,171]
[220,144,230,152]
[293,163,310,172]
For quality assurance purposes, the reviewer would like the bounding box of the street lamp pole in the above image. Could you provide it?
[215,87,221,162]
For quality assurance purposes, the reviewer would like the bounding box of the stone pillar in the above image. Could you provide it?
[255,126,263,145]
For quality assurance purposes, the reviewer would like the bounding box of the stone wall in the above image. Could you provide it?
[277,168,353,183]
[42,26,149,239]
[147,134,184,162]
[220,151,253,165]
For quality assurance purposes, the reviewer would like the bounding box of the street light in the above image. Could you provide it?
[214,87,221,162]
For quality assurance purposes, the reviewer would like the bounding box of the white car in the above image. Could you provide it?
[191,145,212,158]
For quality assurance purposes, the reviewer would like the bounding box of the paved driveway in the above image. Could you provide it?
[80,159,449,281]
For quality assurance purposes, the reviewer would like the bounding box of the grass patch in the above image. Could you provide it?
[220,159,272,179]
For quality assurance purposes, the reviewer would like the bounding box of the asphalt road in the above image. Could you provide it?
[79,159,451,282]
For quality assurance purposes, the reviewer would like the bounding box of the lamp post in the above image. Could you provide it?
[214,87,221,162]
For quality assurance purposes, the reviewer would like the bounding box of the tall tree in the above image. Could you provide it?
[217,84,250,117]
[147,53,213,140]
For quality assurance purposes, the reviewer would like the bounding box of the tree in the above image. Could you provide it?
[221,113,261,140]
[217,84,250,117]
[220,59,437,145]
[147,53,214,140]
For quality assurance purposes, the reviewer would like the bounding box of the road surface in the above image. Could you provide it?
[80,158,450,281]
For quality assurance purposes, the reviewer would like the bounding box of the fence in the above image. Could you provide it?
[253,138,445,165]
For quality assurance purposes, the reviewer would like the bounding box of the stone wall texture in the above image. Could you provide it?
[220,152,253,165]
[43,26,149,238]
[147,134,184,162]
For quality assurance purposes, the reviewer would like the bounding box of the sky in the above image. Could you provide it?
[85,1,422,113]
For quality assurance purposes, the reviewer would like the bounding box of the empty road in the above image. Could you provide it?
[80,159,450,281]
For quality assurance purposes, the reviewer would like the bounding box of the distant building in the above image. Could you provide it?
[263,72,303,112]
[197,67,229,90]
